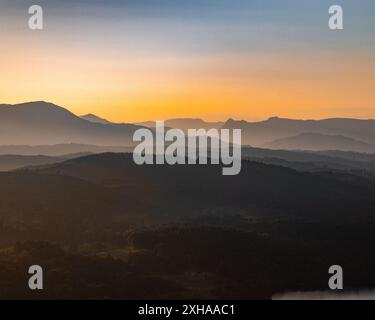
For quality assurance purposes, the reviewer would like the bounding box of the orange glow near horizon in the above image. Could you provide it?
[1,36,374,123]
[1,1,375,123]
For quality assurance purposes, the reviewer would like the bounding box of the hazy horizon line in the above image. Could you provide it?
[2,100,375,124]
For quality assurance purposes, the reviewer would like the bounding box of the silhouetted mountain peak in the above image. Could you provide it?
[0,101,76,118]
[81,113,111,124]
[5,100,64,110]
[267,116,281,121]
[0,101,142,146]
[225,118,245,125]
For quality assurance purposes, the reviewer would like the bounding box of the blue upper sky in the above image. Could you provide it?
[3,0,374,54]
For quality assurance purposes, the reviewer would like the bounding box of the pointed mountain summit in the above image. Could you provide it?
[81,113,111,125]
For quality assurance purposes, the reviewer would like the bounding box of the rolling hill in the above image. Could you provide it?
[19,152,375,220]
[0,144,133,156]
[0,154,69,171]
[3,152,375,299]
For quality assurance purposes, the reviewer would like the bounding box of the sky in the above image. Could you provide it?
[0,0,374,122]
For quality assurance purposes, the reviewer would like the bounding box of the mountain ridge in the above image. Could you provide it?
[262,132,375,153]
[0,101,143,146]
[2,101,375,151]
[80,113,111,124]
[223,117,375,146]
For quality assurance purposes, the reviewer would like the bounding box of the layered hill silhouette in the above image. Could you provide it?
[224,117,375,148]
[137,116,375,152]
[0,102,143,146]
[242,146,375,176]
[1,101,375,153]
[263,132,375,153]
[3,152,375,298]
[0,144,133,156]
[18,152,375,220]
[0,153,89,171]
[1,102,375,299]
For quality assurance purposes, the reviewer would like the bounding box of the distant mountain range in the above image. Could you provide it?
[224,117,375,149]
[82,115,224,132]
[262,132,375,153]
[0,102,143,146]
[136,118,224,132]
[1,102,375,152]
